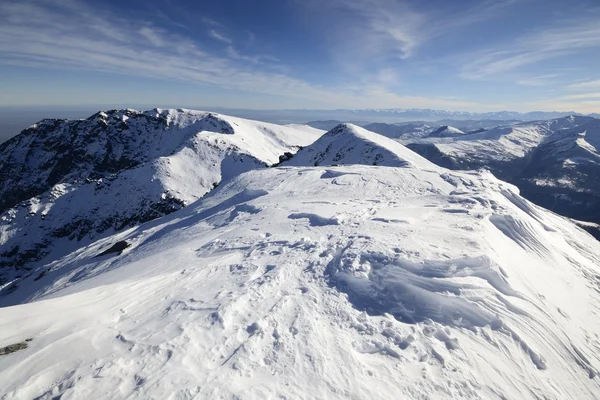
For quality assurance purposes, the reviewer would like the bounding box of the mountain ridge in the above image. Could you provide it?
[404,115,600,226]
[1,112,600,399]
[0,109,322,290]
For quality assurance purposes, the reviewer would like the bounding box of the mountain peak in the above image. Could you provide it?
[428,125,465,138]
[0,108,321,283]
[284,123,435,169]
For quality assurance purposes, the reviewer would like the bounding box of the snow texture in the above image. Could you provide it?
[0,109,321,290]
[1,124,600,399]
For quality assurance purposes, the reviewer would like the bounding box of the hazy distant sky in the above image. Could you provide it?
[1,0,600,112]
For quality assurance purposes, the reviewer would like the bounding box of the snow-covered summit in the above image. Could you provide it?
[428,125,465,138]
[284,123,435,169]
[1,162,600,399]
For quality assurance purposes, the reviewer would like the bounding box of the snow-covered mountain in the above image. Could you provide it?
[331,108,590,121]
[517,118,600,223]
[0,109,322,289]
[283,123,435,169]
[361,120,520,140]
[361,122,433,139]
[404,116,600,226]
[1,125,600,399]
[428,125,466,138]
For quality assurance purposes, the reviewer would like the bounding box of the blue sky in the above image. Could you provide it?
[0,0,599,112]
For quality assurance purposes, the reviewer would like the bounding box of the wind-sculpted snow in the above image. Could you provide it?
[1,164,600,399]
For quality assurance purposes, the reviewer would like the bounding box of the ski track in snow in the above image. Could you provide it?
[0,164,600,399]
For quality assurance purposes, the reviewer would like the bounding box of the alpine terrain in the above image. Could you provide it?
[0,116,600,399]
[404,116,600,235]
[0,109,322,297]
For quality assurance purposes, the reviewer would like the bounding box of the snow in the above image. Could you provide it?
[284,123,326,137]
[428,126,465,138]
[284,123,436,169]
[404,117,596,162]
[1,158,600,398]
[0,109,322,290]
[415,125,548,161]
[1,114,600,399]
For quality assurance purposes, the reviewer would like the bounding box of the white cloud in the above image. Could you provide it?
[226,46,279,64]
[208,29,232,44]
[560,92,600,100]
[301,0,518,65]
[516,74,560,87]
[0,0,502,110]
[201,17,224,27]
[566,79,600,91]
[460,17,600,80]
[139,27,167,48]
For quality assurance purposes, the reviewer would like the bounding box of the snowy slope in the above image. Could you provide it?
[0,109,321,288]
[404,116,600,224]
[362,121,520,141]
[1,161,600,399]
[284,124,326,137]
[517,118,600,222]
[284,123,436,169]
[428,125,465,138]
[361,122,433,139]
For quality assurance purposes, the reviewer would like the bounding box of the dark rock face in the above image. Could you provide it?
[0,340,30,356]
[95,241,131,257]
[0,110,164,214]
[0,109,239,215]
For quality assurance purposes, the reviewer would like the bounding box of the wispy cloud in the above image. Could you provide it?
[201,17,224,27]
[208,29,232,44]
[566,79,600,91]
[301,0,518,65]
[560,92,600,100]
[226,46,279,64]
[517,74,560,87]
[460,16,600,80]
[0,0,490,110]
[0,0,516,110]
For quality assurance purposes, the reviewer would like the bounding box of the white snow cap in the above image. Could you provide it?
[284,123,437,169]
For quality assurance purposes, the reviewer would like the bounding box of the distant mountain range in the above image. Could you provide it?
[322,108,600,122]
[2,107,599,146]
[149,106,600,125]
[402,115,600,234]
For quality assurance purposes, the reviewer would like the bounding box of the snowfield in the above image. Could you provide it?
[1,125,600,398]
